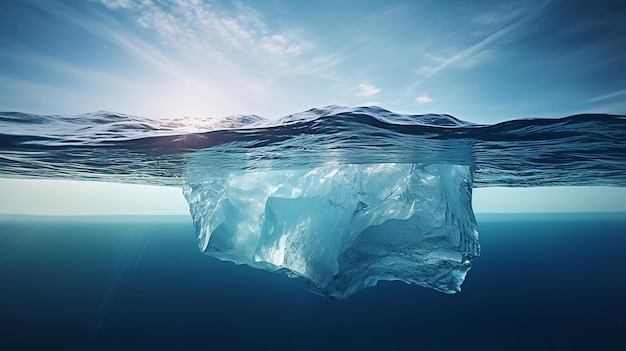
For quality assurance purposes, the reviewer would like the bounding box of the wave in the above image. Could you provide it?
[0,105,624,187]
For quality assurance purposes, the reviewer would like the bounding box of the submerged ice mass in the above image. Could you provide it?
[184,163,479,298]
[1,106,624,298]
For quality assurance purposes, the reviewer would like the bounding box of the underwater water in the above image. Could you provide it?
[0,213,624,350]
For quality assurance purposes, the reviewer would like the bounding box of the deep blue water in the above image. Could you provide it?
[0,213,624,350]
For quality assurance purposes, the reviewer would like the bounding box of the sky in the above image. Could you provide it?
[0,0,624,215]
[0,0,624,123]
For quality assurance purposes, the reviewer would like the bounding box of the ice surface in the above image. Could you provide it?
[183,163,480,299]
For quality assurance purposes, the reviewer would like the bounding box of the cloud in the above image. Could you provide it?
[418,25,513,83]
[99,0,307,61]
[472,6,523,29]
[454,49,493,69]
[261,34,303,56]
[410,3,551,90]
[588,89,626,103]
[101,0,133,9]
[20,0,298,117]
[416,95,432,104]
[357,83,381,97]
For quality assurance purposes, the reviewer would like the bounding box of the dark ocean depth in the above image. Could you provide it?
[0,213,624,350]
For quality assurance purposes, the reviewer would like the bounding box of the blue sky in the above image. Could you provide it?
[0,0,624,123]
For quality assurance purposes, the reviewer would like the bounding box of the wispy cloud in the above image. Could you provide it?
[415,24,515,85]
[588,89,626,103]
[472,6,523,32]
[416,95,432,104]
[411,3,551,90]
[101,0,133,9]
[357,84,381,97]
[25,0,211,90]
[100,0,307,61]
[19,0,319,117]
[261,34,303,56]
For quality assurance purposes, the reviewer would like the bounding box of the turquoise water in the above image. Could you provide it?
[0,213,623,350]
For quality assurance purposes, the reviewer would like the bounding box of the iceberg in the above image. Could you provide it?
[4,106,619,297]
[183,162,480,299]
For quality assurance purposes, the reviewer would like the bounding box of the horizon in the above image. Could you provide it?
[1,178,625,216]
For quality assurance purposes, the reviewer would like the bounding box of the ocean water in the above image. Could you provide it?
[1,106,625,348]
[0,213,624,350]
[1,106,624,186]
